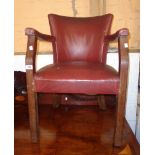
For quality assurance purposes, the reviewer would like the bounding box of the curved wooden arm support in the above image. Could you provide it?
[25,27,58,142]
[25,27,56,74]
[105,28,129,146]
[25,31,38,143]
[105,28,129,73]
[105,28,129,42]
[25,27,56,42]
[107,28,129,146]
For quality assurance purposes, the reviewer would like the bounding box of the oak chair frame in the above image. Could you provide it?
[25,26,129,147]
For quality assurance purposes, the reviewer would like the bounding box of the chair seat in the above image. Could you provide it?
[34,61,119,94]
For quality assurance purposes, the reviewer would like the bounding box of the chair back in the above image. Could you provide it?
[48,14,113,64]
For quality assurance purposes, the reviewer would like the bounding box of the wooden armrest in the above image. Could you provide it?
[105,28,129,73]
[25,28,56,73]
[25,27,55,42]
[105,28,129,42]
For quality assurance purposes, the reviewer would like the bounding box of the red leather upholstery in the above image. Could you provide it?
[48,14,113,64]
[34,62,119,94]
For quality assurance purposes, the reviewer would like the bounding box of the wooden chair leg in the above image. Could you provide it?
[52,94,61,108]
[113,34,129,147]
[27,86,39,143]
[114,92,127,147]
[98,95,106,110]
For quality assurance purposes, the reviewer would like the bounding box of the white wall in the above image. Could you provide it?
[14,52,140,138]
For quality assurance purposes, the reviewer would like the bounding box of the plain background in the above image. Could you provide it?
[0,0,155,154]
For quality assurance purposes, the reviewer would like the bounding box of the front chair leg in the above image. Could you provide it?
[27,83,39,143]
[114,92,126,147]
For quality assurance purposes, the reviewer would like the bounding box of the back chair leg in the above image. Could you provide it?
[98,95,106,110]
[114,92,126,147]
[27,79,39,143]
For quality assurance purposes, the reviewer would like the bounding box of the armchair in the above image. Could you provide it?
[25,14,129,147]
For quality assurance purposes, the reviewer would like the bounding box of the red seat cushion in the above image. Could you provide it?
[34,62,119,94]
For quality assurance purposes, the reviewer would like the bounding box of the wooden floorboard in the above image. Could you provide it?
[14,101,140,155]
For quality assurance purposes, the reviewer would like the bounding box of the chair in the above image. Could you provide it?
[25,13,129,147]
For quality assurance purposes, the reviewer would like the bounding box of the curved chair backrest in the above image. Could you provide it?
[48,14,113,64]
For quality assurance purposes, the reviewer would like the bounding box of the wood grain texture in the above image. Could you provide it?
[114,35,129,146]
[25,35,38,142]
